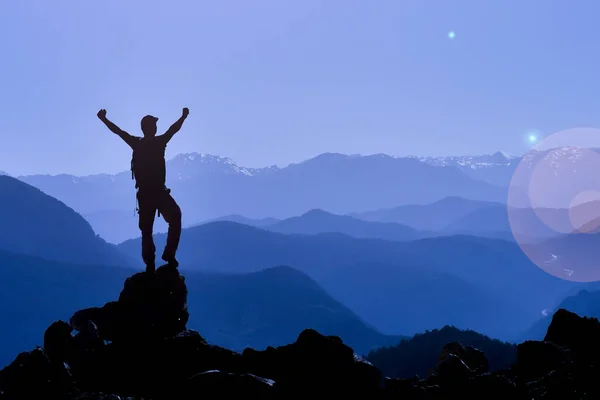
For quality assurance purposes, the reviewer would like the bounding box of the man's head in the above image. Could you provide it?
[141,115,159,137]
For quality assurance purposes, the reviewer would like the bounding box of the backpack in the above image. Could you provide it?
[130,137,167,190]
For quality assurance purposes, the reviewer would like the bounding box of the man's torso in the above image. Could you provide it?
[130,136,168,190]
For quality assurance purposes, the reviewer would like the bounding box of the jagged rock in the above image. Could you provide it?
[44,320,75,364]
[424,341,489,392]
[116,265,189,342]
[516,340,571,382]
[70,302,119,342]
[0,348,75,399]
[544,308,600,362]
[526,367,579,399]
[7,271,600,399]
[526,309,600,398]
[439,341,489,374]
[241,329,383,397]
[433,353,473,385]
[133,329,243,395]
[53,329,233,399]
[70,265,188,345]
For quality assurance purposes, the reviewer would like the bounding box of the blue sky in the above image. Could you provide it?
[1,0,600,175]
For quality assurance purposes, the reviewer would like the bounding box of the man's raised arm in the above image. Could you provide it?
[161,107,190,143]
[97,109,137,148]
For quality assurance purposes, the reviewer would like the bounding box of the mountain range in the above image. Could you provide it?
[118,221,579,339]
[265,209,429,241]
[201,214,280,228]
[3,149,599,367]
[17,152,511,243]
[0,175,401,365]
[413,151,520,187]
[220,203,554,243]
[318,262,532,338]
[16,148,595,244]
[519,288,600,341]
[0,176,130,267]
[350,196,501,230]
[3,164,571,344]
[367,325,517,379]
[186,265,402,354]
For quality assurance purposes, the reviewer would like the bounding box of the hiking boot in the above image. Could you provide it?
[161,251,179,268]
[142,250,156,273]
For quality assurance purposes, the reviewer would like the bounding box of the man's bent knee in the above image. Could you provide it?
[163,202,182,227]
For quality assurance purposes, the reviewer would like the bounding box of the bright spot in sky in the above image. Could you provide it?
[448,31,456,39]
[528,134,537,143]
[525,129,542,147]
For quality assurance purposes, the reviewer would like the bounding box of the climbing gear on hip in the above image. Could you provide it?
[135,187,172,218]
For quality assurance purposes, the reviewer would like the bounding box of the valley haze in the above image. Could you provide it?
[2,147,599,364]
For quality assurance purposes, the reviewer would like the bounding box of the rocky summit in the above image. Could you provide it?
[1,267,599,400]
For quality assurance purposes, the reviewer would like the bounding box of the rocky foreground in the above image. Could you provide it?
[0,266,598,399]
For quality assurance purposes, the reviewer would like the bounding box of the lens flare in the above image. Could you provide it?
[508,127,600,282]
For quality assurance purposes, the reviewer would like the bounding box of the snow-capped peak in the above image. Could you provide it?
[168,153,256,177]
[170,152,231,164]
[411,152,519,170]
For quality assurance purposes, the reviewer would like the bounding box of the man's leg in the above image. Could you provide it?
[137,191,157,272]
[158,190,182,267]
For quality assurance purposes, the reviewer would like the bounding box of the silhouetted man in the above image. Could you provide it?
[97,108,189,273]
